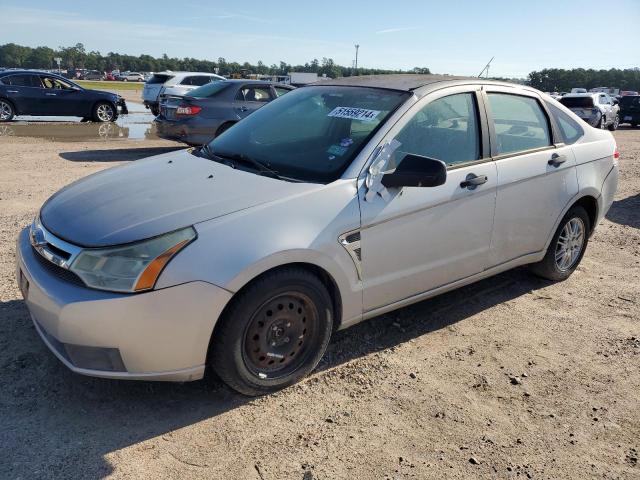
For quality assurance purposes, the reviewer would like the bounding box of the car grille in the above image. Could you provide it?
[31,246,86,287]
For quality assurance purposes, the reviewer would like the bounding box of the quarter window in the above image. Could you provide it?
[547,103,584,145]
[487,93,552,155]
[393,93,481,167]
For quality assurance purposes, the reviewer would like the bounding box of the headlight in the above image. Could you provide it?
[70,227,196,293]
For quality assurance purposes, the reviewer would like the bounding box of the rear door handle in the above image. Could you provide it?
[45,93,57,96]
[460,174,488,189]
[548,153,567,167]
[7,90,18,93]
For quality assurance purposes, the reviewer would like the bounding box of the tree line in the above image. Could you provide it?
[0,42,431,78]
[528,68,640,92]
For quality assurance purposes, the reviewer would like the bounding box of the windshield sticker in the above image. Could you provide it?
[339,137,354,148]
[328,106,381,122]
[327,145,348,156]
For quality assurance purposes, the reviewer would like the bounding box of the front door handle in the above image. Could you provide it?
[460,174,488,189]
[548,152,567,167]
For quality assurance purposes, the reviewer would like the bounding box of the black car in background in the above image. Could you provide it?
[0,70,127,122]
[619,96,640,127]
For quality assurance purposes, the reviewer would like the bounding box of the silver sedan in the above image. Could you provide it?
[16,75,618,395]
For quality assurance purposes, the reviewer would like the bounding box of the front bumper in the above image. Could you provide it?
[16,228,232,381]
[117,97,128,115]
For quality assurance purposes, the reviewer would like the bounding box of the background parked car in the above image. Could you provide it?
[559,93,619,130]
[155,80,294,145]
[619,95,640,127]
[117,72,145,82]
[142,71,225,116]
[80,70,104,81]
[0,70,127,122]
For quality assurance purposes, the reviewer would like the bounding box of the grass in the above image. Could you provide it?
[76,80,144,91]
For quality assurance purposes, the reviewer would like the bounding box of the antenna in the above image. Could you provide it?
[478,56,495,78]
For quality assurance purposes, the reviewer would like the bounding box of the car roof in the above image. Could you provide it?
[0,69,63,77]
[309,74,535,97]
[155,71,224,77]
[562,93,600,98]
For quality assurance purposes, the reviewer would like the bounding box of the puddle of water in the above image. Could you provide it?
[0,102,159,142]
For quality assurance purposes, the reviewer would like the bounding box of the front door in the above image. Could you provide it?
[38,76,87,117]
[359,88,497,312]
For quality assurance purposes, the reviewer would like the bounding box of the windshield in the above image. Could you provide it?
[560,97,594,109]
[207,86,409,183]
[189,81,230,98]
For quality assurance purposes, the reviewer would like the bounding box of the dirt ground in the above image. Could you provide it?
[0,121,638,479]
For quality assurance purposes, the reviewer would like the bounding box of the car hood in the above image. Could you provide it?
[40,149,317,247]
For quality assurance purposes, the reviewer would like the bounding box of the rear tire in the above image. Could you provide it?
[209,268,334,396]
[608,114,619,131]
[529,206,590,281]
[0,99,15,122]
[92,102,117,122]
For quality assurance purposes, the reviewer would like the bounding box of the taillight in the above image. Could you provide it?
[176,105,201,117]
[613,144,620,165]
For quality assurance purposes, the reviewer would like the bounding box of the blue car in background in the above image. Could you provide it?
[0,70,127,122]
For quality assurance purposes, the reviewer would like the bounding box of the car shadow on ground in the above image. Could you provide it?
[0,267,550,477]
[606,193,640,228]
[59,146,184,162]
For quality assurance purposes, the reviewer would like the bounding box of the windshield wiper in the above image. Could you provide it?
[211,150,282,180]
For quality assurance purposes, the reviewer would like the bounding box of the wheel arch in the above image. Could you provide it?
[0,97,17,116]
[204,261,343,369]
[573,195,598,234]
[215,120,236,137]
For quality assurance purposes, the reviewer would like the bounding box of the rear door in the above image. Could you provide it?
[234,84,274,119]
[485,88,579,266]
[0,74,43,115]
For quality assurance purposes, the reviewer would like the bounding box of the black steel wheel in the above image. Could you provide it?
[210,267,334,396]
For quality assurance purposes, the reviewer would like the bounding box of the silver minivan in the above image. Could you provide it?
[17,75,619,395]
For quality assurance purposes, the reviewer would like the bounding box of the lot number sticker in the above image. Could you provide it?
[328,106,380,122]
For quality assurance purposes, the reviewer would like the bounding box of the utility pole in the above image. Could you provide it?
[354,44,360,71]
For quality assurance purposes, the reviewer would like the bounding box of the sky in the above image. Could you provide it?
[1,0,639,78]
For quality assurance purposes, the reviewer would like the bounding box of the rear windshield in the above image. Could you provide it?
[188,81,231,98]
[560,97,594,109]
[620,96,640,107]
[147,74,173,85]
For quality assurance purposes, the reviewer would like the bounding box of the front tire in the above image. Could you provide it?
[0,99,15,122]
[608,114,619,131]
[92,102,117,122]
[598,114,607,129]
[530,206,590,281]
[210,268,334,396]
[150,105,160,116]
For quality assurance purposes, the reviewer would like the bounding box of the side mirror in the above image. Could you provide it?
[381,154,447,188]
[612,99,619,105]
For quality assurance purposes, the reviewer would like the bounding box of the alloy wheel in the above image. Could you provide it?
[600,115,607,129]
[243,292,319,378]
[96,104,115,122]
[0,100,13,121]
[555,217,585,272]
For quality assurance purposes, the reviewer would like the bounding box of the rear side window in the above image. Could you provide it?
[547,103,584,145]
[487,93,552,155]
[147,74,173,85]
[394,93,481,166]
[2,74,37,87]
[237,86,272,102]
[180,76,214,86]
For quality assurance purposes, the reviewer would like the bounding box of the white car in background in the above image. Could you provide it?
[142,71,225,116]
[560,93,620,130]
[117,72,145,82]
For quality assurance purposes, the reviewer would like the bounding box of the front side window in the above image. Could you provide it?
[237,86,273,102]
[208,86,409,183]
[547,103,584,145]
[393,93,480,167]
[40,76,75,90]
[274,86,292,97]
[487,93,551,155]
